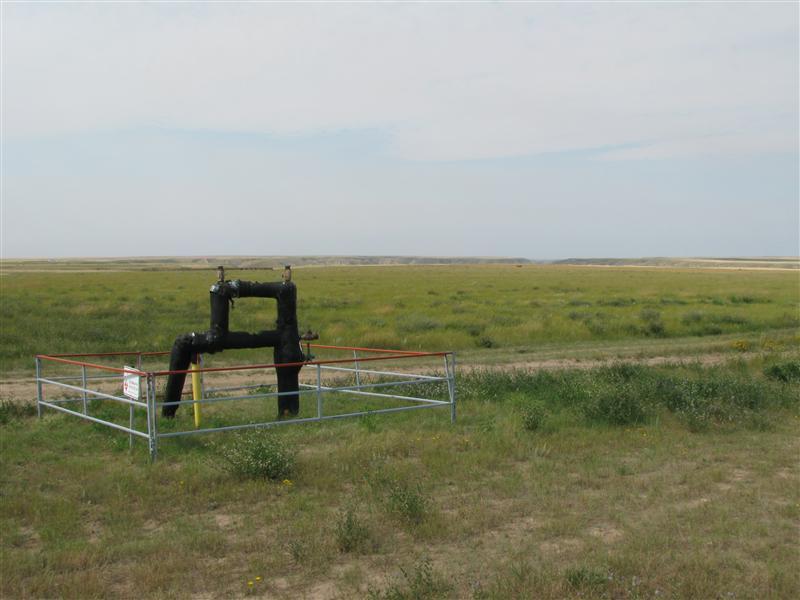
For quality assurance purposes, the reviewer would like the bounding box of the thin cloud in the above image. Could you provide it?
[3,3,797,160]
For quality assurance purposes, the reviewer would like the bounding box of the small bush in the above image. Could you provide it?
[730,339,752,352]
[660,296,688,305]
[368,558,451,600]
[387,481,428,524]
[639,309,666,337]
[600,297,636,307]
[582,382,649,426]
[218,430,294,480]
[565,566,607,590]
[568,298,592,307]
[397,314,441,333]
[728,294,762,304]
[0,401,37,424]
[640,309,661,323]
[764,361,800,383]
[335,505,371,553]
[681,311,705,324]
[521,401,548,432]
[476,335,495,349]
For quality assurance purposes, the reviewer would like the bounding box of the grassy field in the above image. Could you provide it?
[1,264,798,374]
[1,360,799,598]
[1,262,799,598]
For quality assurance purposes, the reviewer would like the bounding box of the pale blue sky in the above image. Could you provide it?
[2,2,798,258]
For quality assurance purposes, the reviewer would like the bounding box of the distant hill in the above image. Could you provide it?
[0,255,534,272]
[553,257,799,270]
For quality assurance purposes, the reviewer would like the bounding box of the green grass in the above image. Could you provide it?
[2,263,799,597]
[1,264,798,374]
[1,360,798,598]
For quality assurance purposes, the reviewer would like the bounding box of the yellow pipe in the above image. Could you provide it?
[191,356,202,428]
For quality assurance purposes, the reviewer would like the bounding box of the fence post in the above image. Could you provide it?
[81,365,88,415]
[35,357,43,418]
[446,353,457,424]
[316,363,323,419]
[147,375,158,462]
[353,350,361,387]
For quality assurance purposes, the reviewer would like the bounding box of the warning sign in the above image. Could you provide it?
[123,366,141,400]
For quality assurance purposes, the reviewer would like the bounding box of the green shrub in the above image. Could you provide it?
[681,311,705,324]
[0,401,37,424]
[565,566,607,590]
[582,382,649,426]
[521,401,548,432]
[218,430,294,480]
[639,309,666,337]
[368,558,451,600]
[387,481,428,524]
[764,361,800,383]
[476,335,495,349]
[396,314,441,333]
[335,505,371,553]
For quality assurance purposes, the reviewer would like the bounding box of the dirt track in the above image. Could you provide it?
[0,351,758,404]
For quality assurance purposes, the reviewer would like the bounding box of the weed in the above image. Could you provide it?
[476,335,495,349]
[386,481,428,524]
[568,299,592,307]
[764,361,800,383]
[368,558,451,600]
[729,294,769,304]
[217,430,294,480]
[397,314,441,334]
[639,309,666,337]
[600,297,636,307]
[565,566,608,590]
[521,400,548,432]
[730,339,752,352]
[582,382,650,426]
[335,504,371,553]
[681,311,705,324]
[0,401,37,424]
[286,539,307,564]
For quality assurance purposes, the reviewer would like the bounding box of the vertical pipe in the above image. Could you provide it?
[81,365,88,415]
[353,350,361,387]
[130,355,141,449]
[446,353,457,424]
[198,354,205,401]
[35,357,43,418]
[316,363,323,420]
[191,355,202,429]
[147,375,158,462]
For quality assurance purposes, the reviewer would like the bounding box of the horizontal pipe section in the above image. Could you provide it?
[36,374,123,383]
[37,350,452,377]
[308,344,427,355]
[319,365,445,381]
[157,387,317,408]
[301,376,447,395]
[46,351,170,358]
[204,383,271,393]
[310,386,450,405]
[150,351,450,377]
[36,356,147,375]
[38,401,149,438]
[38,378,148,407]
[156,402,443,438]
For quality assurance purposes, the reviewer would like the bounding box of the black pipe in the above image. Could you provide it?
[162,269,305,418]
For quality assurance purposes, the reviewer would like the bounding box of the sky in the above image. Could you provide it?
[1,2,798,259]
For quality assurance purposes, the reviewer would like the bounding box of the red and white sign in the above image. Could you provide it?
[123,366,141,400]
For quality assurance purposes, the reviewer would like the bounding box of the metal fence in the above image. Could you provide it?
[35,345,457,460]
